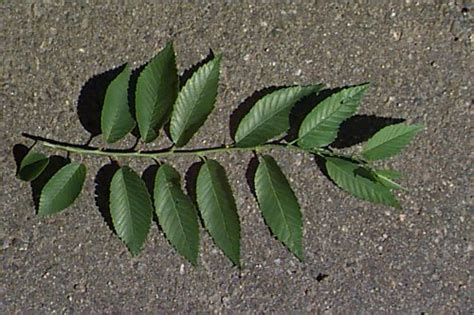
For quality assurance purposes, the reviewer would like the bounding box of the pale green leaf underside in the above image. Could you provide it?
[38,163,86,216]
[325,157,401,208]
[17,150,49,181]
[374,169,407,191]
[170,55,221,147]
[196,159,240,266]
[110,166,153,256]
[375,169,402,179]
[298,83,369,148]
[101,64,136,143]
[254,155,303,260]
[361,123,424,161]
[154,164,199,265]
[136,42,178,142]
[235,85,323,147]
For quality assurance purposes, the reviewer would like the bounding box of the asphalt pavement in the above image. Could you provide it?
[1,1,472,313]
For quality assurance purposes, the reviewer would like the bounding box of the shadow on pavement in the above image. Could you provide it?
[94,162,120,234]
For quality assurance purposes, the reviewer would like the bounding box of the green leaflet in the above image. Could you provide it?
[325,157,401,208]
[373,169,407,191]
[154,164,200,265]
[235,85,323,147]
[361,123,424,161]
[110,166,153,256]
[136,42,179,142]
[101,64,136,143]
[38,163,86,216]
[170,55,221,147]
[254,155,303,260]
[196,159,240,266]
[374,169,402,179]
[298,84,369,148]
[17,150,49,181]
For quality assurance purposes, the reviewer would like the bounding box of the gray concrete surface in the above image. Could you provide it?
[1,1,472,313]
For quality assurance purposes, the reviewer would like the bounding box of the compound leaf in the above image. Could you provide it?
[110,166,153,256]
[325,157,401,208]
[196,159,240,266]
[254,155,303,260]
[154,164,199,265]
[38,163,86,216]
[298,83,369,148]
[136,42,178,142]
[361,123,424,161]
[170,55,221,147]
[17,150,49,181]
[101,64,136,143]
[235,85,323,147]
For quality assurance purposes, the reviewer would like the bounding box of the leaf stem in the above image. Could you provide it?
[22,133,360,162]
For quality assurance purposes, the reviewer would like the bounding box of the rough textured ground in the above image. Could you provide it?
[1,1,472,313]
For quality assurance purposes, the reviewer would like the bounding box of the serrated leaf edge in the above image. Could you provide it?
[325,157,401,209]
[136,42,178,142]
[361,123,424,160]
[155,165,199,265]
[197,160,240,265]
[170,55,222,147]
[298,83,369,148]
[256,155,303,260]
[101,64,136,143]
[235,85,323,147]
[38,163,86,216]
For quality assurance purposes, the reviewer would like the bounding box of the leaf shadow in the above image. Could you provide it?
[13,144,29,174]
[77,62,147,143]
[184,161,205,226]
[30,155,70,213]
[179,49,215,89]
[286,87,344,143]
[129,63,148,140]
[94,161,120,234]
[286,85,406,148]
[142,163,161,228]
[331,115,405,148]
[313,154,333,187]
[229,86,285,142]
[244,155,260,199]
[77,64,127,138]
[94,162,120,234]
